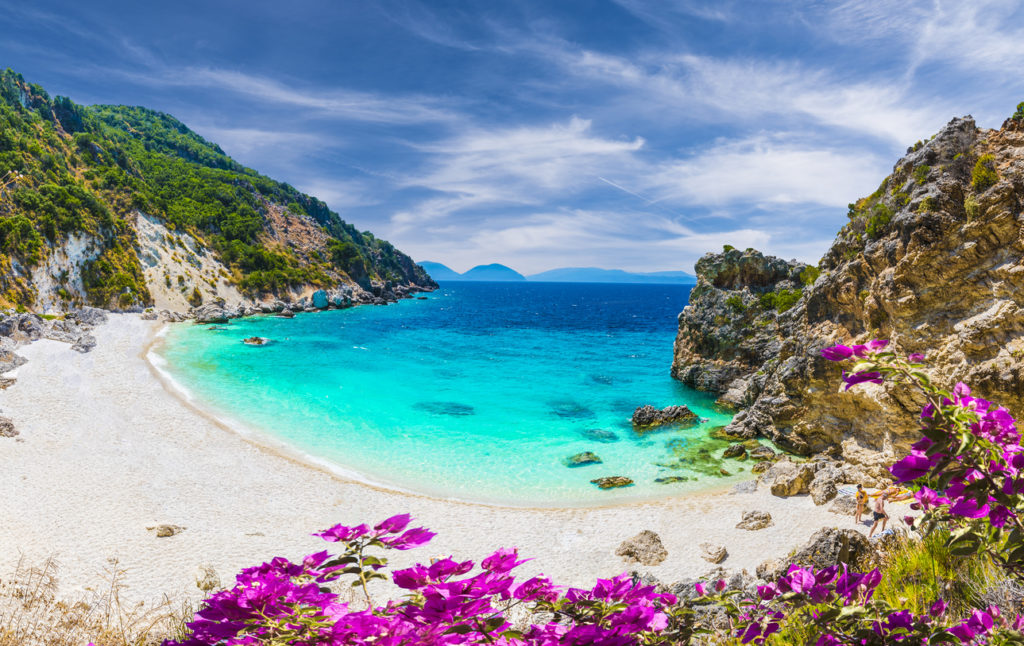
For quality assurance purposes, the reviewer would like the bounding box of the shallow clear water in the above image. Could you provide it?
[156,282,749,506]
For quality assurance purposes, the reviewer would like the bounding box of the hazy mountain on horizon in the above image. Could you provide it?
[528,267,696,284]
[417,262,526,282]
[418,262,695,284]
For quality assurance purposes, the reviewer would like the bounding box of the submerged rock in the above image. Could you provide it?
[654,475,690,484]
[416,401,476,417]
[548,401,596,419]
[631,404,698,429]
[564,451,602,467]
[723,444,747,459]
[591,476,634,489]
[579,428,620,443]
[242,336,270,346]
[615,530,668,565]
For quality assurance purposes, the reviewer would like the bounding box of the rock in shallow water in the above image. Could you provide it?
[591,476,634,489]
[563,451,602,467]
[631,404,698,429]
[579,428,619,443]
[615,530,668,565]
[415,401,476,416]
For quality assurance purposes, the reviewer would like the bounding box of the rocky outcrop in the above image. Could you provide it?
[0,416,17,438]
[757,527,874,581]
[672,113,1024,460]
[615,530,668,565]
[760,459,816,497]
[631,404,698,429]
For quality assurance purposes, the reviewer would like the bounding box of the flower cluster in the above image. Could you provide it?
[821,340,1024,576]
[700,563,1021,645]
[166,514,689,646]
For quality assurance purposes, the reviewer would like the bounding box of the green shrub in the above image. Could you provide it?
[722,244,736,252]
[187,286,202,307]
[799,265,820,287]
[916,196,937,214]
[725,294,745,312]
[971,154,998,191]
[759,288,802,313]
[965,195,981,221]
[1013,101,1024,121]
[865,203,893,239]
[913,164,930,183]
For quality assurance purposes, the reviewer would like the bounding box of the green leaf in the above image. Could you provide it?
[484,616,506,632]
[443,624,473,635]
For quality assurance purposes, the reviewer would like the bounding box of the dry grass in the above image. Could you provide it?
[0,555,193,646]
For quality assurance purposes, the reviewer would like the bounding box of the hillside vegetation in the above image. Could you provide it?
[0,69,433,310]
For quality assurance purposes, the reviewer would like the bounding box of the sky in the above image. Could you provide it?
[1,1,1023,274]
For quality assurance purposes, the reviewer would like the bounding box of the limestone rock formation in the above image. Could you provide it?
[672,112,1024,462]
[615,530,668,565]
[760,459,816,497]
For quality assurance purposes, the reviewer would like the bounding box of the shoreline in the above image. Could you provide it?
[0,314,898,606]
[145,319,741,510]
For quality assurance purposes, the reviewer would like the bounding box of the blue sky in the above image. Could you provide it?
[2,1,1023,274]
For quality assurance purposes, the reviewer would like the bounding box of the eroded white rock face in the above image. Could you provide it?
[31,233,102,313]
[133,211,244,311]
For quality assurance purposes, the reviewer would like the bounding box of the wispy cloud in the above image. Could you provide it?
[393,117,644,224]
[644,134,887,207]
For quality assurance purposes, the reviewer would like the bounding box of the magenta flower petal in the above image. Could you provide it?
[821,345,854,361]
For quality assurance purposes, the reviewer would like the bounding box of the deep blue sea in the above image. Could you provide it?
[155,282,748,506]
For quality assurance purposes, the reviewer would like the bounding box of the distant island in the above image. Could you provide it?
[418,262,696,284]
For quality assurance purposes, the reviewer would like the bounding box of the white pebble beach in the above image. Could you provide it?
[0,314,904,606]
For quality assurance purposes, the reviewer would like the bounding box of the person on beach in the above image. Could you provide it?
[855,484,869,524]
[869,492,889,538]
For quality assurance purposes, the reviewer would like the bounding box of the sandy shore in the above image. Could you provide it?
[0,314,899,605]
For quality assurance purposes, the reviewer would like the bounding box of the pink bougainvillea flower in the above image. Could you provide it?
[821,345,854,361]
[841,370,884,391]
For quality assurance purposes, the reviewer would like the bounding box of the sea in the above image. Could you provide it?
[154,281,747,507]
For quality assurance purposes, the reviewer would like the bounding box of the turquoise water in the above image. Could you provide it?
[156,282,747,506]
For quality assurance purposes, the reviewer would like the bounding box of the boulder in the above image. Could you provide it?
[279,309,295,319]
[148,524,186,538]
[615,530,668,566]
[761,459,816,497]
[0,349,27,374]
[829,495,858,516]
[591,476,634,489]
[751,461,772,474]
[242,337,270,346]
[749,445,777,461]
[193,304,232,324]
[0,416,17,438]
[758,527,874,581]
[74,306,109,327]
[723,444,747,459]
[312,290,329,309]
[141,310,158,321]
[564,451,602,467]
[631,404,698,429]
[810,479,838,505]
[735,510,773,530]
[700,542,728,564]
[71,334,97,353]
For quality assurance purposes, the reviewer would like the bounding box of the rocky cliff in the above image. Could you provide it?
[673,109,1024,463]
[0,69,435,313]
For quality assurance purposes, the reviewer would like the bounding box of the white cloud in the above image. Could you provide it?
[644,134,887,207]
[113,66,460,125]
[186,124,331,160]
[395,117,645,218]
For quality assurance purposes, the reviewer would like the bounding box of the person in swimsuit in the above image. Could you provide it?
[855,484,869,524]
[869,492,889,538]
